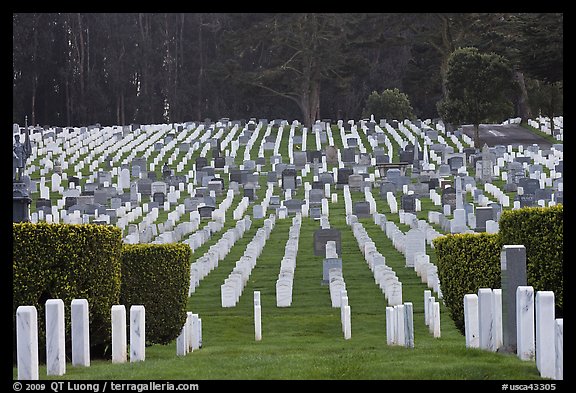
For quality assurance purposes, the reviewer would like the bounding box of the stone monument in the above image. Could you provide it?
[13,130,32,222]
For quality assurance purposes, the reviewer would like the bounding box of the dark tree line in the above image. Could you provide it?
[12,13,562,128]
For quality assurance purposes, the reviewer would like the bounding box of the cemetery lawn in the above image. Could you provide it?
[19,210,544,380]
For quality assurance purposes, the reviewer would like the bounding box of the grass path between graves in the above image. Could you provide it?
[24,187,545,381]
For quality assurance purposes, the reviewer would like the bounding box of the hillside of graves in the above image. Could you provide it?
[13,116,563,380]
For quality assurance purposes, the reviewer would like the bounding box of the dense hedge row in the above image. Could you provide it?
[498,205,563,314]
[13,223,123,360]
[433,204,563,335]
[13,223,193,362]
[120,243,192,345]
[433,233,502,334]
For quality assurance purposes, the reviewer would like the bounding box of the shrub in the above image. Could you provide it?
[362,88,415,121]
[120,243,192,345]
[498,205,563,316]
[433,233,502,335]
[13,223,123,361]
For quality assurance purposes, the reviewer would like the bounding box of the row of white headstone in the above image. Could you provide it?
[463,287,563,380]
[386,302,415,347]
[275,214,302,307]
[176,312,202,356]
[180,191,238,251]
[424,290,441,338]
[188,216,253,295]
[324,236,346,309]
[15,300,156,380]
[376,211,443,298]
[350,220,403,306]
[340,290,352,340]
[220,215,276,307]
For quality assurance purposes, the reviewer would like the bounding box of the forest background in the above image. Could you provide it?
[12,13,563,129]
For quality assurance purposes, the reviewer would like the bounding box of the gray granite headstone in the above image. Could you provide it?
[518,194,536,207]
[137,178,152,196]
[282,169,297,190]
[348,174,363,191]
[341,147,356,163]
[401,194,416,213]
[322,258,342,284]
[308,189,324,206]
[353,201,371,218]
[313,228,341,256]
[284,199,304,215]
[441,186,457,211]
[475,207,493,232]
[379,181,397,198]
[337,168,353,186]
[198,205,215,219]
[518,178,540,195]
[500,245,527,354]
[293,152,307,169]
[325,146,339,165]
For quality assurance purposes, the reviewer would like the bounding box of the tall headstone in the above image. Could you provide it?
[516,286,535,361]
[16,305,39,380]
[481,144,494,182]
[464,294,480,348]
[130,305,146,362]
[500,245,527,354]
[535,291,556,378]
[45,299,66,376]
[111,305,127,363]
[71,299,90,367]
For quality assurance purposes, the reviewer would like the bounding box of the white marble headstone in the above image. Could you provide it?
[16,305,39,380]
[111,305,127,363]
[71,299,90,367]
[130,305,146,362]
[464,294,479,348]
[45,299,66,376]
[535,291,555,378]
[478,288,495,351]
[516,286,535,361]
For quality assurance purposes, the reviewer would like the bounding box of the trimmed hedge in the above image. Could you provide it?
[433,205,564,336]
[433,233,503,335]
[13,223,123,360]
[120,243,192,345]
[498,205,563,315]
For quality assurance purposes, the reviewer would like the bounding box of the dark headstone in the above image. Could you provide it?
[313,228,342,256]
[337,168,353,186]
[518,178,540,195]
[353,201,371,218]
[500,245,527,354]
[198,205,215,219]
[284,199,304,215]
[282,169,297,190]
[441,186,457,210]
[379,181,397,198]
[322,258,343,284]
[341,147,356,163]
[13,182,31,222]
[475,207,493,232]
[401,194,416,213]
[307,150,323,164]
[518,194,536,208]
[195,157,208,170]
[153,192,165,205]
